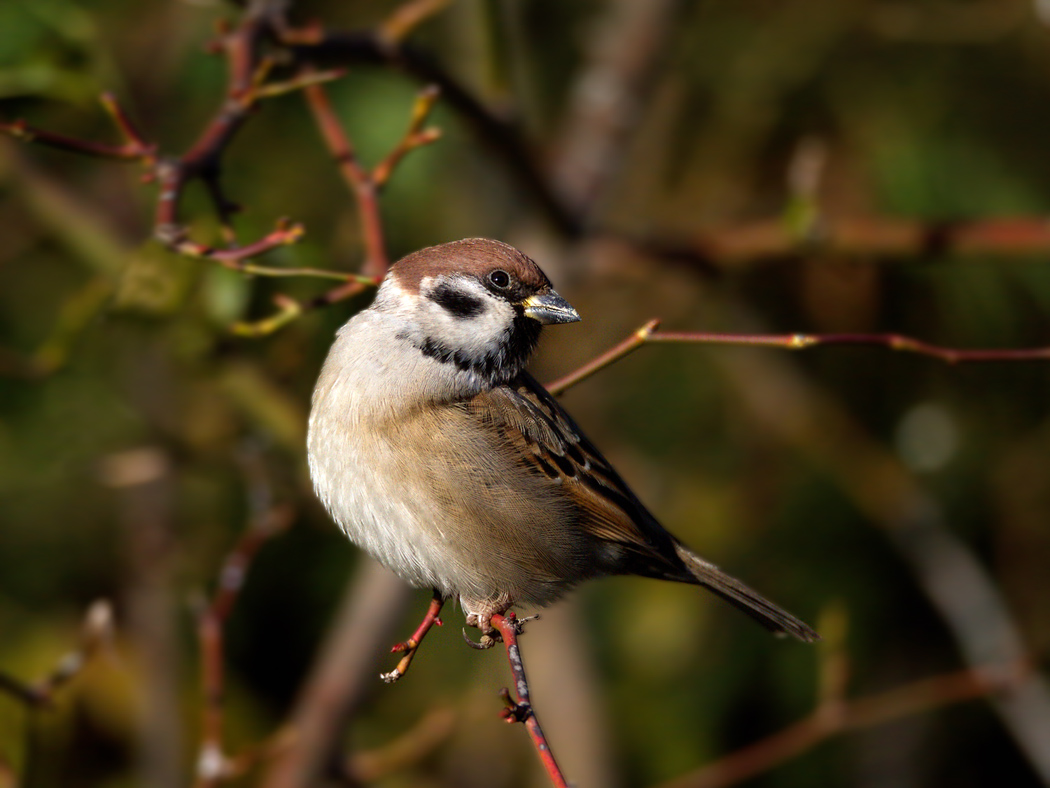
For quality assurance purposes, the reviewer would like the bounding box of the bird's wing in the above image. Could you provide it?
[466,372,690,581]
[466,373,820,642]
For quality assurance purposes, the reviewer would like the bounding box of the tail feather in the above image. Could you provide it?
[674,543,820,643]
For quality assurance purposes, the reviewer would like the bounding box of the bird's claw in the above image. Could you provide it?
[462,627,498,649]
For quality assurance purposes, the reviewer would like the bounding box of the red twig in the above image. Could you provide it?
[490,612,570,788]
[380,591,445,683]
[1,92,157,164]
[303,80,440,279]
[302,78,387,278]
[173,219,306,265]
[546,320,1050,396]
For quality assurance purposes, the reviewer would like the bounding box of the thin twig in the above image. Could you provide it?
[490,612,570,788]
[193,454,295,788]
[302,77,387,277]
[1,91,157,163]
[378,0,451,44]
[371,86,442,188]
[546,318,661,395]
[380,591,444,683]
[659,662,1026,788]
[172,219,306,264]
[0,600,114,708]
[546,321,1050,396]
[647,330,1050,363]
[303,80,441,278]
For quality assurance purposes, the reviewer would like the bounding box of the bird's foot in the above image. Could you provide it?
[461,609,539,649]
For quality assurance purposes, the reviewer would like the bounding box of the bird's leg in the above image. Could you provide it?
[490,612,569,788]
[380,590,444,683]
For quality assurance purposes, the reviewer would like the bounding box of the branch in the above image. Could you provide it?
[546,321,1050,396]
[345,705,456,782]
[0,92,156,163]
[0,600,114,708]
[284,29,582,237]
[193,450,295,788]
[258,562,414,788]
[659,662,1024,788]
[303,80,441,278]
[490,613,570,788]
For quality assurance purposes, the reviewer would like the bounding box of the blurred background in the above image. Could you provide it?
[3,0,1050,786]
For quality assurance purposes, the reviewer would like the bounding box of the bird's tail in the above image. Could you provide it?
[674,543,820,643]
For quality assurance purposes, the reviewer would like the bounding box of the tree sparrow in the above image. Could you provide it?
[307,238,818,643]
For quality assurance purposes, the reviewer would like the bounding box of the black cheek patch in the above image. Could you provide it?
[430,282,485,319]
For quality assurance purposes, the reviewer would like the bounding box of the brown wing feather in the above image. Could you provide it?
[468,373,691,581]
[467,373,820,643]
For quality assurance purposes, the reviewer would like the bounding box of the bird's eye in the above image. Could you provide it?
[488,270,511,289]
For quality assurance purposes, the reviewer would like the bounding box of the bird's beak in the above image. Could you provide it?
[522,290,581,325]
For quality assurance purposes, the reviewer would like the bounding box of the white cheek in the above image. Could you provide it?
[418,276,513,355]
[437,300,511,355]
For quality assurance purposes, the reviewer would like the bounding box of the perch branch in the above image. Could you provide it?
[490,612,570,788]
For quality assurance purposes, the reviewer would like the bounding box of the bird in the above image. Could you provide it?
[307,238,819,649]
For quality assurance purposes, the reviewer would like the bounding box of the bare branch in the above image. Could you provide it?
[659,663,1022,788]
[547,322,1050,396]
[0,600,114,708]
[490,613,571,788]
[193,450,295,788]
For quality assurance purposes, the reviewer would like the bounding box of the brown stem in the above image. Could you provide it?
[259,562,414,788]
[0,118,154,161]
[303,80,441,279]
[546,318,660,395]
[371,85,442,188]
[647,330,1050,363]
